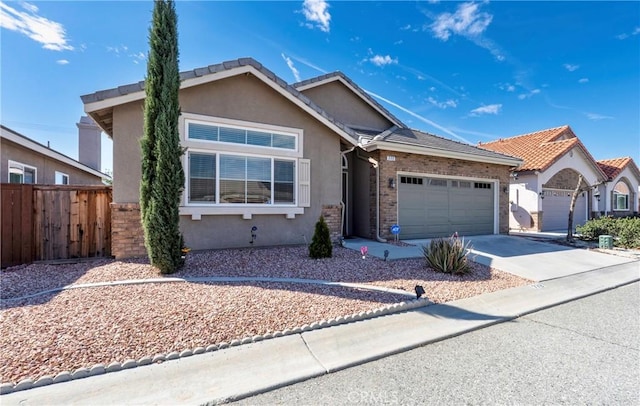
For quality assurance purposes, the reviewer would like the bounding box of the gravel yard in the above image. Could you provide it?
[1,245,530,386]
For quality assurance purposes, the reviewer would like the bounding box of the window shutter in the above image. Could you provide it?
[298,158,311,207]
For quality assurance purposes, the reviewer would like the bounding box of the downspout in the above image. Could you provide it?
[367,156,387,243]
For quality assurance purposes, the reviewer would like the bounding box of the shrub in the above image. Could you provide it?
[616,217,640,249]
[422,236,472,275]
[577,216,640,249]
[309,216,332,259]
[576,216,618,241]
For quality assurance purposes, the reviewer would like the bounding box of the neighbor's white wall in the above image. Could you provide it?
[508,174,540,229]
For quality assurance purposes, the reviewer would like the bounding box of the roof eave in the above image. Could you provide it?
[1,126,111,180]
[364,140,523,167]
[83,64,359,147]
[295,75,405,128]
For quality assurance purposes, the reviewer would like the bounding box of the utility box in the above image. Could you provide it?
[599,235,613,249]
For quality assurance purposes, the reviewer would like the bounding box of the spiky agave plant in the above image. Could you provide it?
[422,235,472,275]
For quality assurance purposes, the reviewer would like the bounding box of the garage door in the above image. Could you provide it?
[541,189,587,231]
[398,176,495,239]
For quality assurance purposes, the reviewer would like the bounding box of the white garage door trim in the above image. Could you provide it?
[396,172,500,238]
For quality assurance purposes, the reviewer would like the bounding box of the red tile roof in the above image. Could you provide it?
[478,125,601,175]
[597,157,640,181]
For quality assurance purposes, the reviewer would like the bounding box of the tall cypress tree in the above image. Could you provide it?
[140,0,184,274]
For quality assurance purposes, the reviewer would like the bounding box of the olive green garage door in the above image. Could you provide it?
[398,175,495,239]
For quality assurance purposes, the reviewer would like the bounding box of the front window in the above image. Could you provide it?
[187,152,296,206]
[181,115,307,217]
[612,181,629,211]
[8,161,36,184]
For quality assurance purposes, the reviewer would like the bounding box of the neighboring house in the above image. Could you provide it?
[81,58,521,259]
[479,125,607,232]
[1,117,110,185]
[595,157,640,216]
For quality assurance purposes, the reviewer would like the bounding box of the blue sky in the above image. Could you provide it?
[1,0,639,173]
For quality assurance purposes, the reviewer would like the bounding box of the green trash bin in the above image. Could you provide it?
[599,235,613,249]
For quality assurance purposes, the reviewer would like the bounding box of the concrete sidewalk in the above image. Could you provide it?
[2,260,638,406]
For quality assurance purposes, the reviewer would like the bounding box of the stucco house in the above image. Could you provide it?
[81,58,521,258]
[1,118,110,185]
[479,125,607,231]
[595,157,640,216]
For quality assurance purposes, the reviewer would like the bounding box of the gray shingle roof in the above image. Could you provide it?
[81,57,358,142]
[294,72,406,128]
[382,127,522,162]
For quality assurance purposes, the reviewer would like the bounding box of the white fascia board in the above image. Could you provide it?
[1,127,110,180]
[364,140,523,167]
[296,76,403,128]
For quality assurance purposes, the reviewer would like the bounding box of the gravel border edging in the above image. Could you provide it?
[0,296,430,395]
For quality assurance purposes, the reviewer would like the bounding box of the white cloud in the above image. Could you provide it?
[517,89,541,100]
[281,53,301,82]
[0,1,73,51]
[302,0,330,33]
[394,39,403,45]
[586,112,613,120]
[498,83,516,92]
[56,59,69,65]
[431,2,493,41]
[578,78,589,84]
[616,26,640,40]
[564,63,580,72]
[400,24,412,31]
[470,104,502,116]
[369,54,398,67]
[427,96,458,109]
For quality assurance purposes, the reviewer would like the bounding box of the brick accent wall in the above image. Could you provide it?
[543,168,589,190]
[321,204,342,241]
[111,203,146,259]
[531,211,543,231]
[372,150,512,240]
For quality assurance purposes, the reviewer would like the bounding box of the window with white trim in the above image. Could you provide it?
[55,171,69,185]
[188,152,295,205]
[8,160,36,184]
[181,115,309,215]
[612,181,629,211]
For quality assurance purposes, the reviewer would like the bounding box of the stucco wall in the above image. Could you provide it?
[110,73,345,251]
[1,138,103,185]
[299,81,393,131]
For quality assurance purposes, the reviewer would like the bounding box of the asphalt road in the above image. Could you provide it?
[234,282,640,405]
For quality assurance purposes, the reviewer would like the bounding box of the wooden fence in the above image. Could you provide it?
[1,184,112,268]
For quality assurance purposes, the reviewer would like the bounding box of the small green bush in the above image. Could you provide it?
[577,216,640,249]
[422,236,472,275]
[576,216,618,241]
[309,215,332,259]
[616,218,640,249]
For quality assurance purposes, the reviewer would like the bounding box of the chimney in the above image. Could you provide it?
[77,116,102,171]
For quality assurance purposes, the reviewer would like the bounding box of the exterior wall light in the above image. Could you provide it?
[539,191,545,200]
[388,177,396,189]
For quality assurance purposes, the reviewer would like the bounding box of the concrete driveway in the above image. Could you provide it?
[343,234,638,282]
[406,234,637,281]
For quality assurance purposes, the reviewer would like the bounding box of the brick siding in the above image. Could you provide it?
[543,168,589,190]
[321,204,342,241]
[110,203,146,259]
[371,150,511,239]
